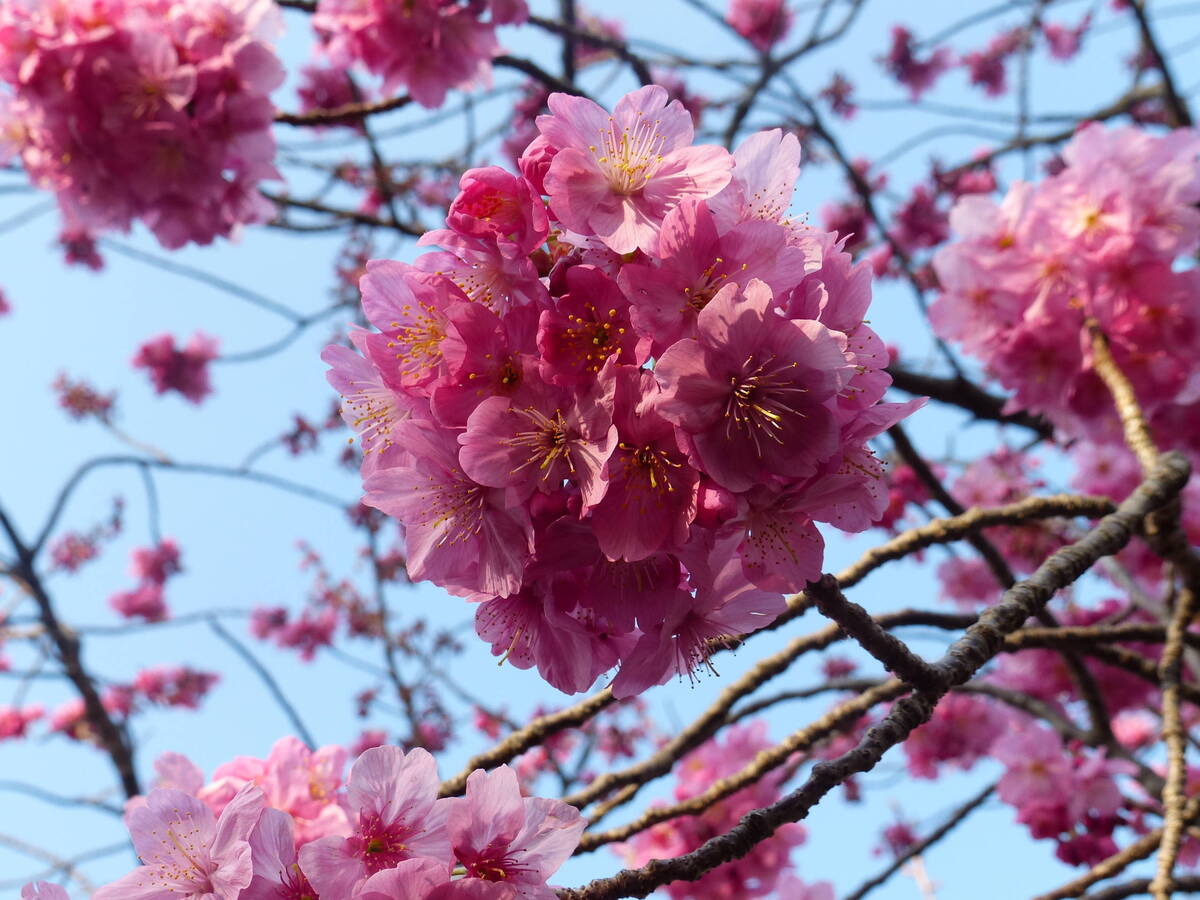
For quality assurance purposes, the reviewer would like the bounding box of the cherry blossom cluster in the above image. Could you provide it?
[616,721,831,899]
[325,85,921,699]
[109,539,183,622]
[45,663,219,741]
[48,500,123,573]
[931,124,1200,447]
[0,0,284,248]
[904,692,1142,867]
[53,373,116,422]
[24,740,585,900]
[726,0,793,52]
[133,332,220,403]
[879,14,1091,101]
[993,722,1134,866]
[312,0,528,110]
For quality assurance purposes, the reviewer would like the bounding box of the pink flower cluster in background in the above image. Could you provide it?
[27,740,585,900]
[931,124,1200,448]
[726,0,793,52]
[47,663,219,741]
[324,85,921,699]
[109,539,183,622]
[617,721,829,900]
[0,0,284,248]
[313,0,528,110]
[994,722,1133,866]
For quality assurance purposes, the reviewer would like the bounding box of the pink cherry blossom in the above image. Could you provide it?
[0,704,43,741]
[617,720,806,899]
[903,692,1006,778]
[313,0,511,109]
[326,86,919,698]
[446,166,549,259]
[538,85,733,253]
[726,0,793,53]
[298,745,450,898]
[879,26,952,99]
[364,419,534,597]
[21,885,70,900]
[654,280,849,492]
[932,124,1200,449]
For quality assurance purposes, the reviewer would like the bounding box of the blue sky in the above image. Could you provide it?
[0,0,1190,896]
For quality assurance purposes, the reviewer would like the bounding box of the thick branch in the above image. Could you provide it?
[807,574,940,689]
[886,365,1054,439]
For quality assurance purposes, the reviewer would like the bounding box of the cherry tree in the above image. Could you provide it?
[2,1,1200,898]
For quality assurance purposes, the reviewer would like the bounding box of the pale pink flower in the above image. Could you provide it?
[537,85,733,253]
[95,785,265,900]
[21,885,70,900]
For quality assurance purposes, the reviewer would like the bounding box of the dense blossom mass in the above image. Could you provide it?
[326,85,921,698]
[312,0,528,109]
[0,0,284,247]
[13,4,1200,898]
[25,740,584,900]
[931,124,1200,448]
[618,721,828,899]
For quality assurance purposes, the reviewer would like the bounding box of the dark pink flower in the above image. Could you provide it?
[0,704,43,741]
[726,0,793,52]
[619,199,815,354]
[133,332,219,404]
[879,26,952,99]
[133,666,219,709]
[458,382,617,507]
[110,582,169,622]
[589,364,699,562]
[132,539,182,583]
[476,583,620,695]
[655,280,849,492]
[314,0,504,109]
[446,167,549,259]
[611,534,786,697]
[1043,15,1091,60]
[53,373,115,422]
[538,265,647,383]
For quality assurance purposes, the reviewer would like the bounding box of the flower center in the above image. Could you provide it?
[724,355,808,453]
[619,441,683,495]
[425,479,488,547]
[589,112,667,195]
[355,812,412,873]
[386,301,445,380]
[505,407,575,479]
[340,381,404,456]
